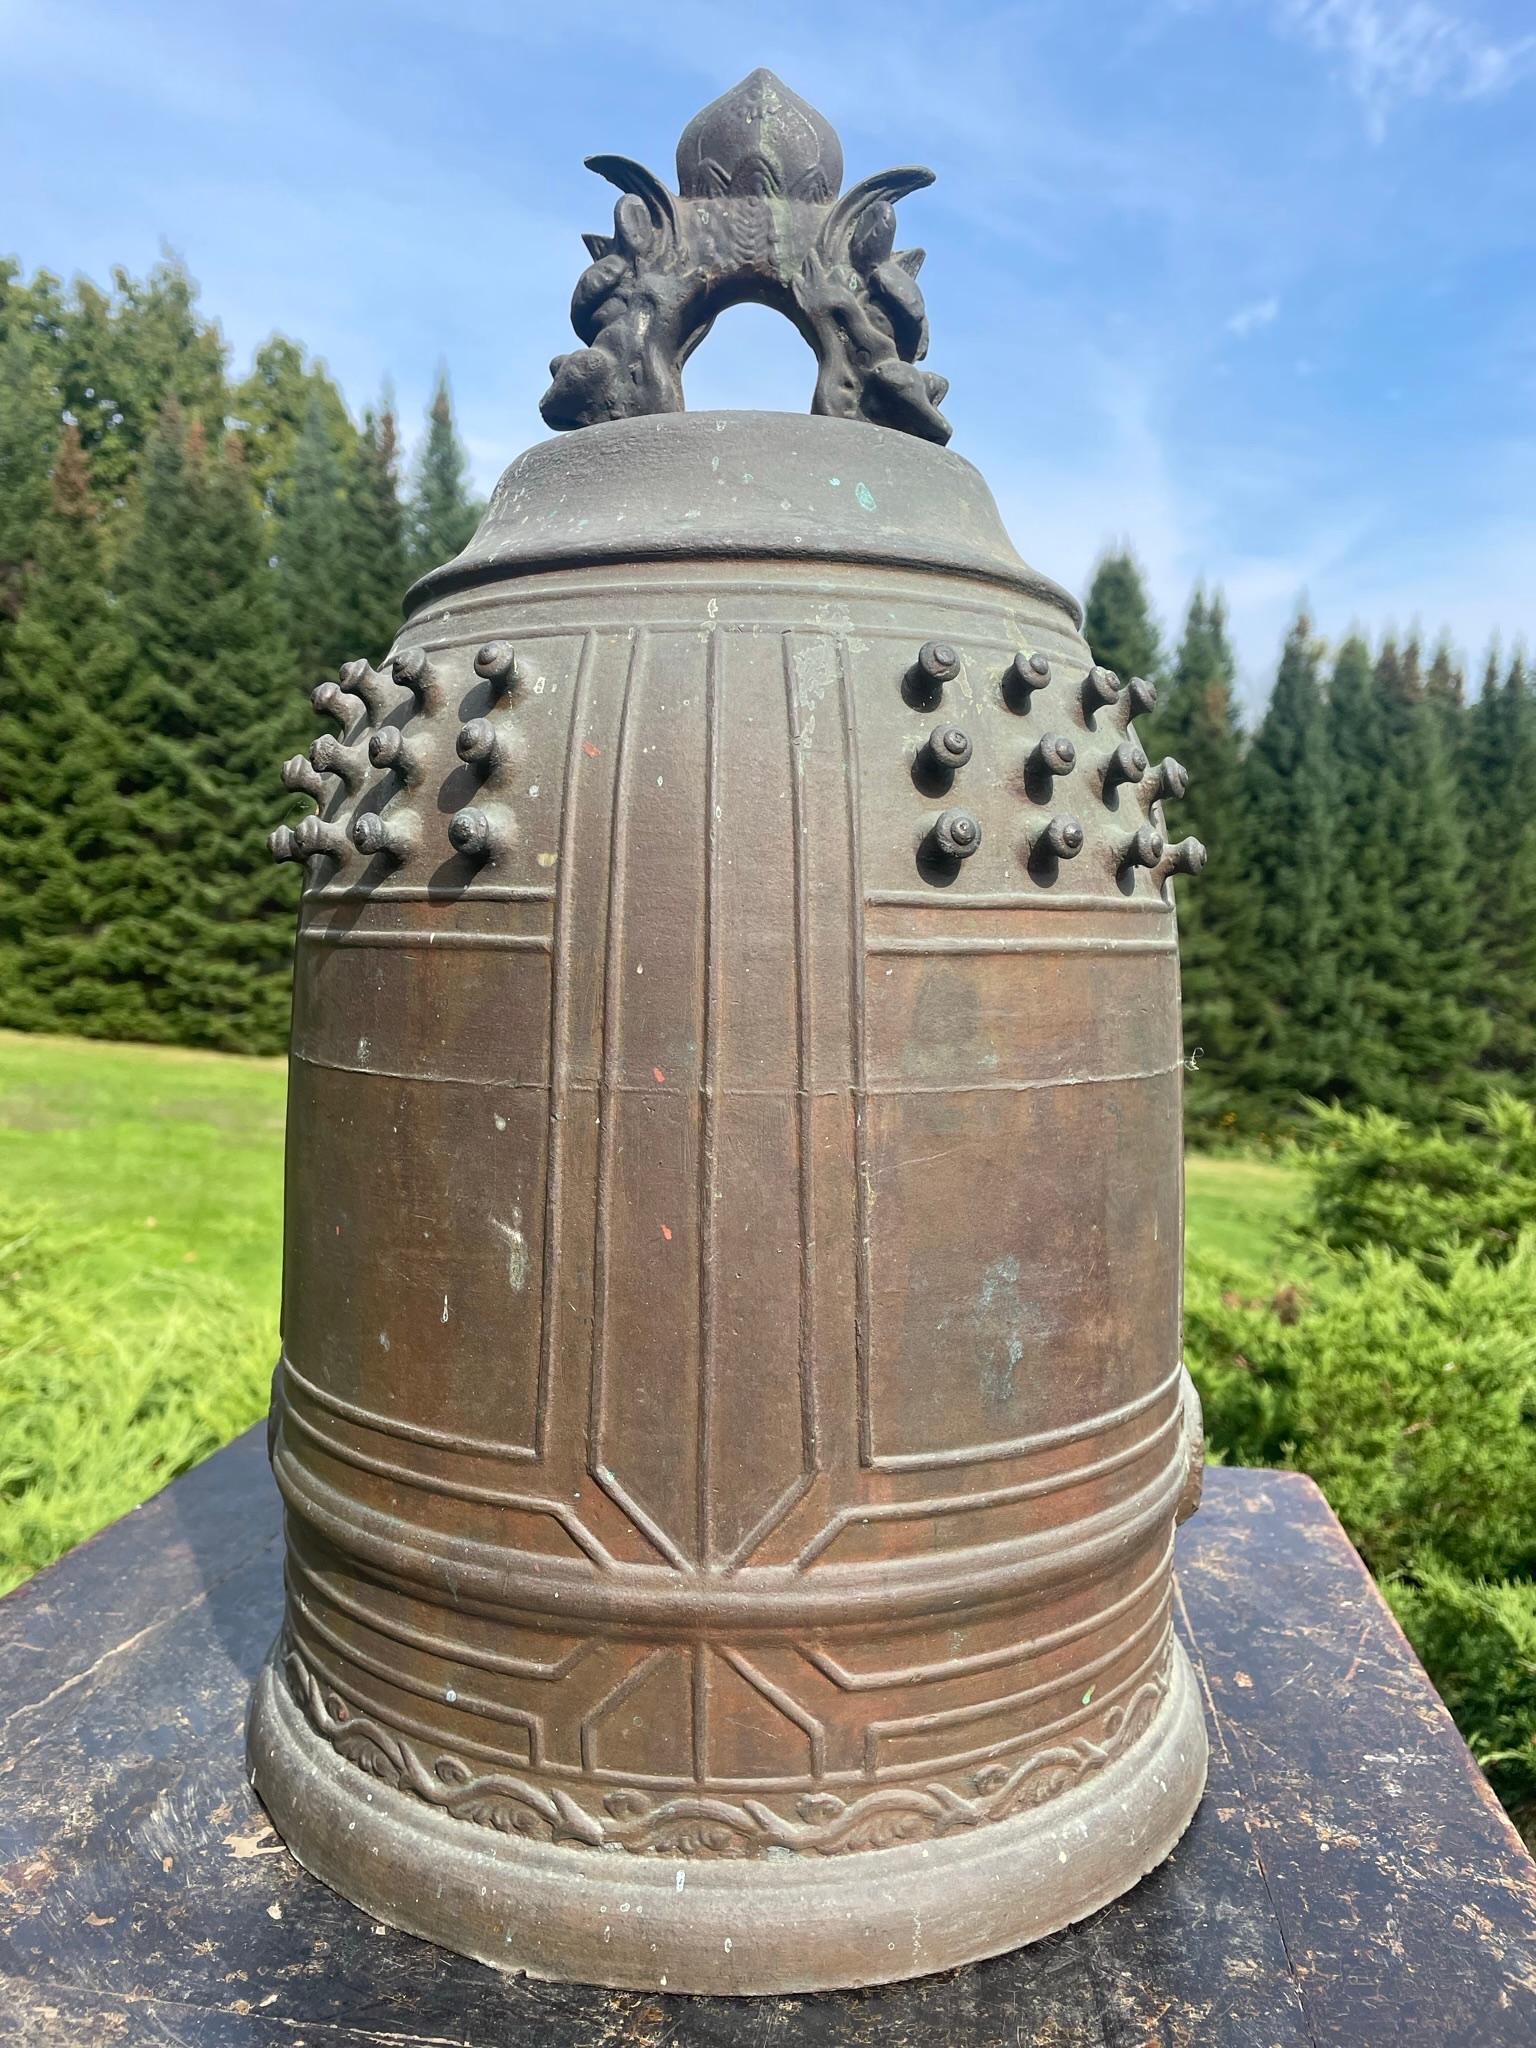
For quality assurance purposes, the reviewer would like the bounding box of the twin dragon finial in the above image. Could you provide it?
[539,69,953,446]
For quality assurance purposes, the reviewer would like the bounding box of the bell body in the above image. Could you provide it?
[250,412,1206,1993]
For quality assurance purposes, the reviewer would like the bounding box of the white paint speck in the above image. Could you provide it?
[492,1214,530,1293]
[494,1114,507,1132]
[378,1331,391,1351]
[441,1295,450,1324]
[445,1688,457,1703]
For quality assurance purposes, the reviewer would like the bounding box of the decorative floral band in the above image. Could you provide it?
[283,1639,1172,1860]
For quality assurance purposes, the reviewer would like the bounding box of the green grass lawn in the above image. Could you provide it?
[0,1029,286,1316]
[0,1032,285,1590]
[1185,1150,1303,1269]
[0,1031,1304,1590]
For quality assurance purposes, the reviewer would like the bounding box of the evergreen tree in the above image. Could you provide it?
[1374,638,1487,1109]
[277,392,351,687]
[406,370,480,577]
[1460,646,1504,807]
[0,427,131,1032]
[0,330,60,624]
[1425,638,1465,744]
[1082,548,1161,685]
[52,256,228,506]
[1325,636,1486,1117]
[343,397,407,659]
[1326,633,1407,1109]
[1468,652,1536,1085]
[233,336,356,519]
[1236,612,1347,1115]
[77,404,304,1051]
[1146,590,1250,1129]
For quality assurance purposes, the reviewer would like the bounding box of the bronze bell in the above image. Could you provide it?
[249,67,1208,1996]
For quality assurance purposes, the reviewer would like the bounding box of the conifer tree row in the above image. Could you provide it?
[0,254,482,1053]
[3,253,1535,1113]
[1079,549,1536,1137]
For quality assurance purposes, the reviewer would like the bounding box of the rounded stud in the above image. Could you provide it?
[351,812,415,862]
[926,723,973,772]
[293,814,350,861]
[267,824,300,863]
[1156,757,1189,801]
[931,807,982,861]
[390,646,440,708]
[1002,649,1052,712]
[474,641,522,692]
[392,646,432,693]
[312,680,364,729]
[1016,651,1051,687]
[456,717,501,769]
[1033,814,1085,861]
[281,754,326,801]
[449,806,495,861]
[1121,824,1165,871]
[1033,733,1077,777]
[1083,665,1122,710]
[1127,675,1158,719]
[339,659,393,718]
[368,727,424,782]
[309,734,365,788]
[1168,836,1208,874]
[1105,739,1149,790]
[917,640,962,684]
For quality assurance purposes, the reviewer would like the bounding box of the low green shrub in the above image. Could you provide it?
[1188,1244,1536,1582]
[1186,1093,1536,1832]
[0,1202,271,1593]
[1388,1567,1536,1804]
[1299,1093,1536,1275]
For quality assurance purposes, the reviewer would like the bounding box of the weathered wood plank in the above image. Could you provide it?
[0,1434,1531,2045]
[1178,1467,1536,2046]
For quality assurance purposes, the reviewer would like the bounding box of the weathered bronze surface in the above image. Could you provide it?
[250,71,1209,1996]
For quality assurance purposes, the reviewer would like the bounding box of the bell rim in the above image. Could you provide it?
[248,1634,1206,1995]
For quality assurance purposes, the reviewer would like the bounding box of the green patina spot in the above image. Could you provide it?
[855,481,876,512]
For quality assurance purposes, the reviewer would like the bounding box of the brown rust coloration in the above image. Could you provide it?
[249,74,1208,1996]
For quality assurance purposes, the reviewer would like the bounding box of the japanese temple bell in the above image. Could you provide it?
[249,69,1210,1995]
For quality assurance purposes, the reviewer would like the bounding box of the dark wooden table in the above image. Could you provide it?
[2,1434,1533,2046]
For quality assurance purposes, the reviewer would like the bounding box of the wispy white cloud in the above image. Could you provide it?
[1227,295,1281,338]
[1275,0,1536,137]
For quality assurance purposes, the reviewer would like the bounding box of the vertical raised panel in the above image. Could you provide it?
[589,630,709,1565]
[861,1069,1180,1467]
[282,1063,549,1455]
[535,632,640,1550]
[700,632,822,1561]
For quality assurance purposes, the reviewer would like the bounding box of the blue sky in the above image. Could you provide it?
[4,0,1534,710]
